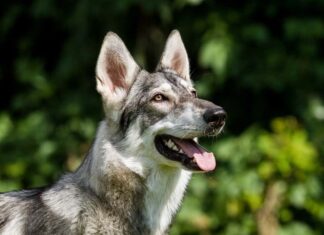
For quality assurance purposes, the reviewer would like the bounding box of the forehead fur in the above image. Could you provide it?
[127,70,193,98]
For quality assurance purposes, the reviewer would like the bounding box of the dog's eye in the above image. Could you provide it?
[191,90,197,98]
[152,94,168,102]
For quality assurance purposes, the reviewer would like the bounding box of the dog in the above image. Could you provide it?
[0,30,226,235]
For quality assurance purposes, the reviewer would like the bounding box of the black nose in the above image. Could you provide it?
[203,108,227,127]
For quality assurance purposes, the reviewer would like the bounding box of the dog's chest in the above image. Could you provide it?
[143,169,191,235]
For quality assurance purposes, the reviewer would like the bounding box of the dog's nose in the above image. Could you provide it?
[203,108,227,127]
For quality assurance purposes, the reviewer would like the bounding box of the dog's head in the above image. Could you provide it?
[95,30,226,173]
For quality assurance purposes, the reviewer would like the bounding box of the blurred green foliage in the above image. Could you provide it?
[0,0,323,234]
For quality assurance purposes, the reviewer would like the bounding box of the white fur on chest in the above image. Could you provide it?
[144,167,191,235]
[94,122,192,234]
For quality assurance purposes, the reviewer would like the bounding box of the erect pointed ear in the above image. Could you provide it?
[95,32,140,99]
[156,30,190,80]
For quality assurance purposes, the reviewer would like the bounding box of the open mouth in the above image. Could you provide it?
[154,135,216,172]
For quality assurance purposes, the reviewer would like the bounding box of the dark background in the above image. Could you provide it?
[0,1,323,234]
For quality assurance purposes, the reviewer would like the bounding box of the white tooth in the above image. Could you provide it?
[179,149,184,154]
[172,145,179,151]
[167,140,175,148]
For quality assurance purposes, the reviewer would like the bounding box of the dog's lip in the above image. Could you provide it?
[154,135,216,172]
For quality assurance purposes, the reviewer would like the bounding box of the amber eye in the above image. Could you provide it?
[152,94,167,102]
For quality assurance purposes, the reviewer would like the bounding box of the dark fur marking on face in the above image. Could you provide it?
[157,68,187,82]
[161,71,191,94]
[120,107,138,133]
[120,100,168,136]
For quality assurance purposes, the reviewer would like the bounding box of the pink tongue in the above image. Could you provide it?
[172,138,216,172]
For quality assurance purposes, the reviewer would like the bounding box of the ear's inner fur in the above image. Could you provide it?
[157,30,190,80]
[171,51,185,76]
[106,52,127,90]
[95,32,140,98]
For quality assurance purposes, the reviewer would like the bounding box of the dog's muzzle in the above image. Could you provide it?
[154,106,226,172]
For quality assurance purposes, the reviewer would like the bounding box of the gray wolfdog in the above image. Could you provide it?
[0,30,226,235]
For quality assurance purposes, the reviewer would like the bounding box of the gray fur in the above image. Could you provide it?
[0,157,147,235]
[0,30,226,235]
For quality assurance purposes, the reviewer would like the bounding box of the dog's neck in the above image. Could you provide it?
[144,166,191,234]
[75,121,192,234]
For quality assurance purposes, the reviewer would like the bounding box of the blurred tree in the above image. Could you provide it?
[0,0,323,234]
